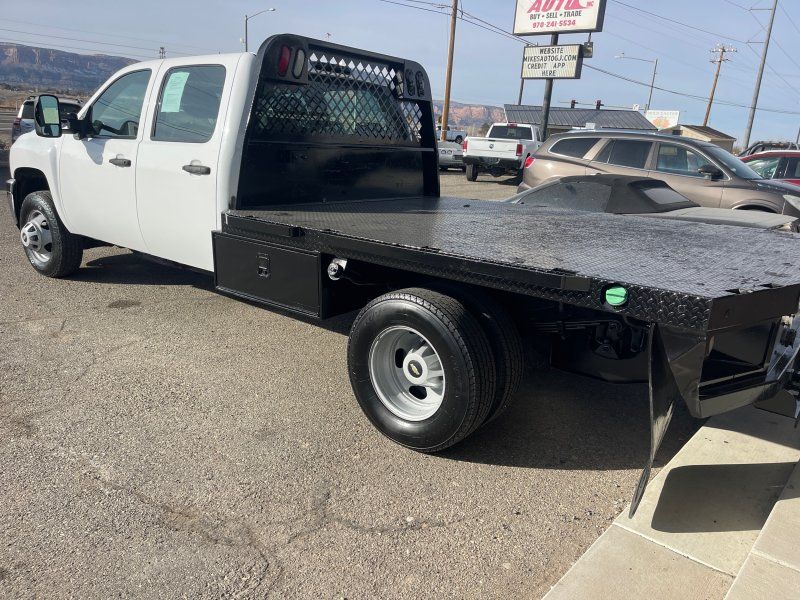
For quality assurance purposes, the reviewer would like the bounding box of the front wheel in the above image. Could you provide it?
[19,191,83,277]
[348,287,496,452]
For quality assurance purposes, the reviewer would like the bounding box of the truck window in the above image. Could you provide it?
[785,158,800,179]
[152,65,226,143]
[88,69,151,138]
[550,137,599,158]
[488,125,532,140]
[745,156,781,179]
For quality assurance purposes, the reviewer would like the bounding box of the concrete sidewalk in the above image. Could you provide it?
[543,406,800,600]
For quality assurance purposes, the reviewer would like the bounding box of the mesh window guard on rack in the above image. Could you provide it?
[251,48,423,145]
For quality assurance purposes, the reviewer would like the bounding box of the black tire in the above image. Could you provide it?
[348,287,496,452]
[428,283,524,423]
[466,164,478,181]
[513,168,524,185]
[19,191,83,278]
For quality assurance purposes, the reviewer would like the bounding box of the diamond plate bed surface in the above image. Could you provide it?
[230,196,800,299]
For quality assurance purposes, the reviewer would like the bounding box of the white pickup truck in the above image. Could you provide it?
[8,34,800,515]
[462,122,541,182]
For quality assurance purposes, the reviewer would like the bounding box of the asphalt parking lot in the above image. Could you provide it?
[0,165,700,599]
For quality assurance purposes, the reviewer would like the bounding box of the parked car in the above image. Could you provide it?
[11,96,82,144]
[508,175,799,231]
[436,125,466,144]
[463,122,542,182]
[741,151,800,187]
[437,140,465,171]
[520,130,800,216]
[739,141,799,157]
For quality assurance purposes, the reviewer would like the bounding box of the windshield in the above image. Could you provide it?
[704,146,762,180]
[488,125,532,140]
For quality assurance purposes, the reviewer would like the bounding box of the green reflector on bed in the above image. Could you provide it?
[605,286,628,307]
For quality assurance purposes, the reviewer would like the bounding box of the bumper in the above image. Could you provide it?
[6,178,17,228]
[463,156,521,172]
[439,156,464,168]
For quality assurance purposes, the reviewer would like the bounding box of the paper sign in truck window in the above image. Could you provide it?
[161,71,190,113]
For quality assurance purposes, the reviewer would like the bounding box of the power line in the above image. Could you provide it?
[0,37,149,61]
[0,26,190,56]
[609,0,749,44]
[1,17,217,54]
[380,0,800,116]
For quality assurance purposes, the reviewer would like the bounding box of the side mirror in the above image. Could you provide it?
[34,95,62,138]
[698,164,723,180]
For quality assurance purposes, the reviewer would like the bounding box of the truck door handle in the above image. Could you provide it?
[182,164,211,175]
[108,157,131,167]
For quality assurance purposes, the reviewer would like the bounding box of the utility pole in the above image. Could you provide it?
[646,58,658,113]
[704,45,736,126]
[440,0,458,142]
[743,0,778,149]
[540,33,558,141]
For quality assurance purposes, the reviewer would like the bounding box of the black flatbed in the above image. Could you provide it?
[222,196,800,332]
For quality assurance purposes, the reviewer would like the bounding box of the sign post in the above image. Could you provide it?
[513,0,607,140]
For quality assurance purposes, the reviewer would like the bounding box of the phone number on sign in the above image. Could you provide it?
[528,19,577,28]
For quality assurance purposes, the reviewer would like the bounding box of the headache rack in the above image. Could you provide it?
[235,34,439,208]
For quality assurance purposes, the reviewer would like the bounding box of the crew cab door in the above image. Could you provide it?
[59,69,154,250]
[135,61,231,271]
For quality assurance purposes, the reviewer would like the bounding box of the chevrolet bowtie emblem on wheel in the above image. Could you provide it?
[408,362,422,377]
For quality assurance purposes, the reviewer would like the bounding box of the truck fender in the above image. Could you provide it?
[10,167,51,228]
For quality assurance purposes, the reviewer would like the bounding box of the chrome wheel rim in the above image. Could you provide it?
[368,326,446,421]
[20,210,53,263]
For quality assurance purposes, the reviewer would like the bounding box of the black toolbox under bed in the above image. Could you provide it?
[218,196,800,334]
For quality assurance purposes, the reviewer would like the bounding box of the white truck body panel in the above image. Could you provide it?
[9,52,254,271]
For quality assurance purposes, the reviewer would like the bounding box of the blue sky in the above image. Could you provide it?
[6,0,800,143]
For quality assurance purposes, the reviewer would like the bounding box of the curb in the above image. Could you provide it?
[542,405,800,599]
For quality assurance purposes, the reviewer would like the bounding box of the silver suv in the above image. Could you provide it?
[520,130,800,216]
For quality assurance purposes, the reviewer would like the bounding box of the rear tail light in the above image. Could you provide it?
[516,143,523,157]
[277,45,292,77]
[524,156,535,169]
[462,140,468,152]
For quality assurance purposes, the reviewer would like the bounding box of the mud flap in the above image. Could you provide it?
[629,324,705,517]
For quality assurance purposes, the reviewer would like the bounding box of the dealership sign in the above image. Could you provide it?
[521,44,584,79]
[645,110,681,129]
[514,0,607,35]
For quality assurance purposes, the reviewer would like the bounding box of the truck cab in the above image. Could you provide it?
[9,52,256,271]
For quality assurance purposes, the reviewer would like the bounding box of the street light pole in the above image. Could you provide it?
[244,7,276,52]
[615,53,658,112]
